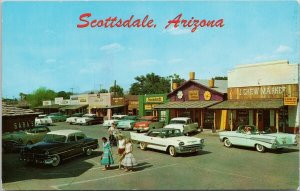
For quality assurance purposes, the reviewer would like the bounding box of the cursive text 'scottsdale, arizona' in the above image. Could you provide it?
[77,13,224,32]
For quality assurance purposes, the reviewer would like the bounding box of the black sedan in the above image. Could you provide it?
[19,130,98,167]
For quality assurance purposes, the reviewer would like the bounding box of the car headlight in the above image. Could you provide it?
[179,142,184,146]
[200,139,204,144]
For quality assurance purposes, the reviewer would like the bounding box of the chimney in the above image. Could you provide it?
[209,78,215,88]
[172,83,178,90]
[189,72,195,80]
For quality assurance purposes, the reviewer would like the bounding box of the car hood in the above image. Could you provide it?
[67,117,80,120]
[167,136,202,145]
[77,117,91,121]
[25,141,64,152]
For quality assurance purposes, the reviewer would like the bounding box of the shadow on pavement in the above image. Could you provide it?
[2,151,103,183]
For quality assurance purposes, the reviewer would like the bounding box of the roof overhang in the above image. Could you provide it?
[208,99,285,109]
[154,101,221,109]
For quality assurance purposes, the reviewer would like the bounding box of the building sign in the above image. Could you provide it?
[145,97,164,103]
[128,101,138,110]
[55,97,64,104]
[204,91,212,101]
[188,90,199,100]
[79,98,87,102]
[144,104,158,110]
[284,97,298,106]
[112,97,125,105]
[43,101,52,106]
[60,100,70,105]
[228,84,299,100]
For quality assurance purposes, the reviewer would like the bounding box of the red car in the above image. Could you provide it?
[133,116,164,133]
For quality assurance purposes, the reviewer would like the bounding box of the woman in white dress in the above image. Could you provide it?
[117,134,126,169]
[121,138,137,172]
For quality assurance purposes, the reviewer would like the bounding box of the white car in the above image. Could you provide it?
[219,125,298,152]
[66,113,84,124]
[35,115,53,126]
[75,114,103,125]
[102,115,127,128]
[130,128,204,157]
[164,117,198,135]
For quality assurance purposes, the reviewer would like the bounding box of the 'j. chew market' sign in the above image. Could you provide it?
[228,84,299,100]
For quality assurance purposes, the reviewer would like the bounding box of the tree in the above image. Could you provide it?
[57,91,72,99]
[99,89,108,93]
[109,85,124,97]
[167,73,185,85]
[129,73,184,95]
[26,87,57,108]
[214,76,228,80]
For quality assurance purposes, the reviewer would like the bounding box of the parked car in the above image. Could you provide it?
[35,114,53,126]
[19,130,99,167]
[75,114,103,125]
[133,116,164,133]
[164,117,199,135]
[2,125,50,152]
[130,128,204,157]
[219,125,298,152]
[102,114,127,128]
[47,113,68,122]
[116,115,140,130]
[66,113,84,124]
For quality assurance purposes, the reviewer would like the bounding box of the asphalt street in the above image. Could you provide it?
[2,122,299,190]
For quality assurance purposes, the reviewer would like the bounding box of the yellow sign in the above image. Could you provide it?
[145,104,152,110]
[188,90,199,100]
[146,97,164,103]
[284,97,298,106]
[204,91,212,100]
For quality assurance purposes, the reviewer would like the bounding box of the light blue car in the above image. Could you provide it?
[219,125,298,153]
[116,116,140,130]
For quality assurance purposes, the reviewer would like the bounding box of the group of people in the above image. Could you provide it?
[100,122,137,172]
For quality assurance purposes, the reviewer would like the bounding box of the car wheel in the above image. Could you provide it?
[52,154,61,167]
[140,142,147,150]
[26,141,33,145]
[137,130,140,133]
[169,146,177,157]
[255,144,265,153]
[86,148,92,156]
[224,138,232,147]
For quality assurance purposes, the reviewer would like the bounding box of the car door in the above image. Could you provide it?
[146,131,166,151]
[65,134,81,157]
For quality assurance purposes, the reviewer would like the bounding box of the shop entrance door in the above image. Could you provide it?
[263,110,270,130]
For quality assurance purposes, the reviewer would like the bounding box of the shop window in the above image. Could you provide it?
[237,110,249,125]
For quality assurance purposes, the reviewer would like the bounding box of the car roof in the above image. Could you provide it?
[150,128,180,132]
[171,117,190,120]
[47,130,83,136]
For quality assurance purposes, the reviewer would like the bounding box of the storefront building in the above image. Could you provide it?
[3,103,40,133]
[155,72,227,130]
[210,60,299,133]
[125,95,139,115]
[138,94,169,122]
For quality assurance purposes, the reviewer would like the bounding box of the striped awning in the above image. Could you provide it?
[154,101,221,109]
[209,99,284,109]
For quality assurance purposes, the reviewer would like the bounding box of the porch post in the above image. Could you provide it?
[230,110,233,131]
[276,109,279,133]
[200,110,204,132]
[213,110,216,133]
[256,110,259,128]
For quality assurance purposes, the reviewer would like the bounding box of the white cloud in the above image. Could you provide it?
[275,45,293,54]
[100,43,124,53]
[163,27,190,35]
[167,58,184,65]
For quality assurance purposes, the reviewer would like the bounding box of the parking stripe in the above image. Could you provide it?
[51,163,178,190]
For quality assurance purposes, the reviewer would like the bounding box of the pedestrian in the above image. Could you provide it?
[108,122,118,146]
[121,138,137,172]
[100,137,114,171]
[117,134,126,170]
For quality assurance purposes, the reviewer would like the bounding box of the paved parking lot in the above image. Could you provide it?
[2,122,299,190]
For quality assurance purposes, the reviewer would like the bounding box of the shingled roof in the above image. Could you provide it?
[2,103,41,117]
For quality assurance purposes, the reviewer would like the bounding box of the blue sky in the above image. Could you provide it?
[2,1,299,98]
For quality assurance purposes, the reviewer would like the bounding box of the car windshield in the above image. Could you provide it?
[162,129,183,137]
[82,114,94,118]
[43,134,66,143]
[72,113,82,117]
[170,120,186,124]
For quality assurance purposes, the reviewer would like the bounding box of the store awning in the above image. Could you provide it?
[35,104,66,109]
[154,101,221,109]
[90,105,126,109]
[60,104,88,111]
[209,99,284,109]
